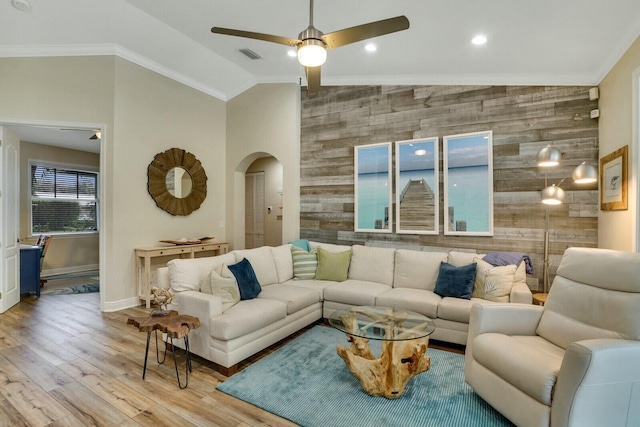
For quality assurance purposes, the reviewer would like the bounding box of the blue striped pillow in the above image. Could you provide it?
[290,246,318,280]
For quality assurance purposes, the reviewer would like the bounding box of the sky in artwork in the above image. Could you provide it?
[357,145,389,174]
[446,134,489,168]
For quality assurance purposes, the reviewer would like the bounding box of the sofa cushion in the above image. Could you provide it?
[291,246,318,280]
[228,258,261,300]
[324,279,392,306]
[474,257,517,302]
[375,288,441,318]
[434,262,476,299]
[210,299,287,340]
[289,239,311,251]
[309,241,352,253]
[448,250,483,267]
[281,279,336,299]
[258,284,321,314]
[234,247,278,286]
[437,296,491,323]
[472,333,565,405]
[271,244,294,283]
[168,252,236,292]
[536,275,640,349]
[201,263,240,312]
[315,247,352,282]
[393,250,448,291]
[348,245,396,286]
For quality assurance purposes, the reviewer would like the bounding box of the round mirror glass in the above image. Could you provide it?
[166,167,193,198]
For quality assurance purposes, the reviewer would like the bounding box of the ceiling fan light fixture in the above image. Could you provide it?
[90,131,101,140]
[297,39,327,67]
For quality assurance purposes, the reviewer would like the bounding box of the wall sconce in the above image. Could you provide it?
[537,145,598,292]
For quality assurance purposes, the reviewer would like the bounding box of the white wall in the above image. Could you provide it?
[0,56,227,310]
[598,35,640,251]
[226,84,300,249]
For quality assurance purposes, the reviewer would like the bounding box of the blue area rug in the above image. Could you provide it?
[217,326,514,427]
[42,283,99,295]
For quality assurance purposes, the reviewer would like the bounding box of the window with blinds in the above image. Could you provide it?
[30,163,99,234]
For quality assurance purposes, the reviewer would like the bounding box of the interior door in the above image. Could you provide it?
[0,126,21,313]
[245,172,265,249]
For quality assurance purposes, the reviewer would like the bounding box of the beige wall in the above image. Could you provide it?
[20,141,100,274]
[247,157,284,247]
[598,36,640,251]
[226,83,300,249]
[1,56,227,310]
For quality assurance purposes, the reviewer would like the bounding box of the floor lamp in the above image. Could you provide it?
[537,146,598,293]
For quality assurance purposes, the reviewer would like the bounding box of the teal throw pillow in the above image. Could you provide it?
[227,258,261,300]
[290,245,318,280]
[315,248,352,282]
[434,261,476,300]
[289,239,311,251]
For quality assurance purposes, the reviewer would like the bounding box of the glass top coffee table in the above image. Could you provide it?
[328,306,435,399]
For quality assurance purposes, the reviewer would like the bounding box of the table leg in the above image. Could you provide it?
[142,331,151,379]
[155,330,168,364]
[170,337,191,389]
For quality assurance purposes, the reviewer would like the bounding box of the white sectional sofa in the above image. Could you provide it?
[156,241,533,374]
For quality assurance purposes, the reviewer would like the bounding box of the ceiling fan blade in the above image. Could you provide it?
[305,66,321,94]
[211,27,301,47]
[321,16,409,49]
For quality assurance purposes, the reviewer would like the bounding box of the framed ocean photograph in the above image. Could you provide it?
[354,142,392,232]
[443,131,494,236]
[395,137,439,234]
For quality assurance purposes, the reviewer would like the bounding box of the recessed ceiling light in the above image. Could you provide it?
[365,43,377,52]
[12,0,31,12]
[472,35,487,45]
[287,50,297,58]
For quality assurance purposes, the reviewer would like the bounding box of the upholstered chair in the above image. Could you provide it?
[465,247,640,427]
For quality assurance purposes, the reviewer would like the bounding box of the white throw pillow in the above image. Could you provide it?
[474,257,517,302]
[202,264,240,312]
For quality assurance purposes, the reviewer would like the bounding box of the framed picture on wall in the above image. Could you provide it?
[354,142,392,232]
[395,137,439,234]
[600,145,628,211]
[443,130,494,236]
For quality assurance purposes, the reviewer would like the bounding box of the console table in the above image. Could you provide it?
[135,242,228,308]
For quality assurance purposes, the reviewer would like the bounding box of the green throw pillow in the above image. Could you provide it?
[315,247,352,282]
[291,246,318,280]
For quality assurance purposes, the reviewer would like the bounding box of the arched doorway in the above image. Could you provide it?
[245,156,283,249]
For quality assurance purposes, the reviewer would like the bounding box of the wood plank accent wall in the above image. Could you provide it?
[300,85,599,290]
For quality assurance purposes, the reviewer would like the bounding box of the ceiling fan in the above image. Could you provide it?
[211,0,409,93]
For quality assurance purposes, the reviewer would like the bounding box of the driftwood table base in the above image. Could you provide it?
[337,335,430,399]
[329,306,435,399]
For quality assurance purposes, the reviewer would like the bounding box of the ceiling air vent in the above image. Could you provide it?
[239,48,262,60]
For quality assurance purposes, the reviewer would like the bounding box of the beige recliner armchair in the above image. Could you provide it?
[465,247,640,427]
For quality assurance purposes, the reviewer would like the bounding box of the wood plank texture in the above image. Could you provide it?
[301,85,599,290]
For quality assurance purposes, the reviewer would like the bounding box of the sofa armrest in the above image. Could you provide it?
[510,280,532,304]
[171,290,223,359]
[465,303,544,375]
[157,266,170,289]
[173,290,223,319]
[468,303,543,341]
[552,339,640,427]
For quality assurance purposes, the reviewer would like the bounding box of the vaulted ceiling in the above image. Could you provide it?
[2,0,640,102]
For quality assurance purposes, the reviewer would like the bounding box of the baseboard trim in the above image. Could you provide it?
[42,264,99,278]
[102,296,140,313]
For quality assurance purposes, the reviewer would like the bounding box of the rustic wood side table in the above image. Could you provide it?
[127,310,201,389]
[532,293,548,306]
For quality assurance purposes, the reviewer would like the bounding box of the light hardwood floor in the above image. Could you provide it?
[1,292,464,427]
